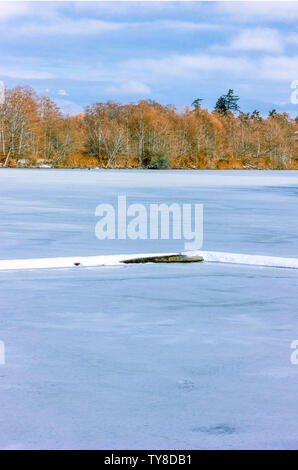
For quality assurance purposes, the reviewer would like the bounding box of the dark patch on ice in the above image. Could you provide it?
[272,327,291,332]
[122,254,203,264]
[192,424,236,435]
[157,321,174,327]
[74,262,81,266]
[177,379,195,391]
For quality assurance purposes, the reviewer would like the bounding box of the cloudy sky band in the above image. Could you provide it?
[0,1,297,115]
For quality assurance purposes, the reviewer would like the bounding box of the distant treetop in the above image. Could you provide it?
[215,89,240,114]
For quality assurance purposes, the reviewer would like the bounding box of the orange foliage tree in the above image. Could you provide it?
[0,86,297,169]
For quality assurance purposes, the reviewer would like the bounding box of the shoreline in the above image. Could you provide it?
[1,165,298,171]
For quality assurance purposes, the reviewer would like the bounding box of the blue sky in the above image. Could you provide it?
[0,1,298,116]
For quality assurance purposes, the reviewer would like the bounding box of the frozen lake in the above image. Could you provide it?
[0,169,297,449]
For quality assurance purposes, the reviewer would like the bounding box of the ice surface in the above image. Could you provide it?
[0,169,297,260]
[0,264,298,450]
[0,169,297,449]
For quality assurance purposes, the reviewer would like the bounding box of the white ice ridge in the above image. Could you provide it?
[0,250,297,271]
[185,250,298,269]
[0,252,176,271]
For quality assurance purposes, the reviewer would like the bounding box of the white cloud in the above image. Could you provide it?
[212,28,298,54]
[228,28,283,53]
[0,2,29,20]
[109,52,298,86]
[107,80,151,96]
[10,17,222,37]
[0,65,53,80]
[217,2,298,22]
[259,56,298,81]
[287,33,298,45]
[121,53,255,82]
[16,18,124,36]
[2,48,297,88]
[73,1,206,18]
[155,20,220,32]
[177,54,253,73]
[57,89,68,96]
[121,80,150,94]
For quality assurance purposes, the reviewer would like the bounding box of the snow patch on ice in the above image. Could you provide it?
[185,250,298,269]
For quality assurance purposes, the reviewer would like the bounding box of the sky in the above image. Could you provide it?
[0,1,298,116]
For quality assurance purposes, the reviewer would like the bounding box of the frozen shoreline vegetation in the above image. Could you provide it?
[0,86,297,170]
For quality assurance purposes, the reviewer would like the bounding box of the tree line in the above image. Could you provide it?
[0,86,297,169]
